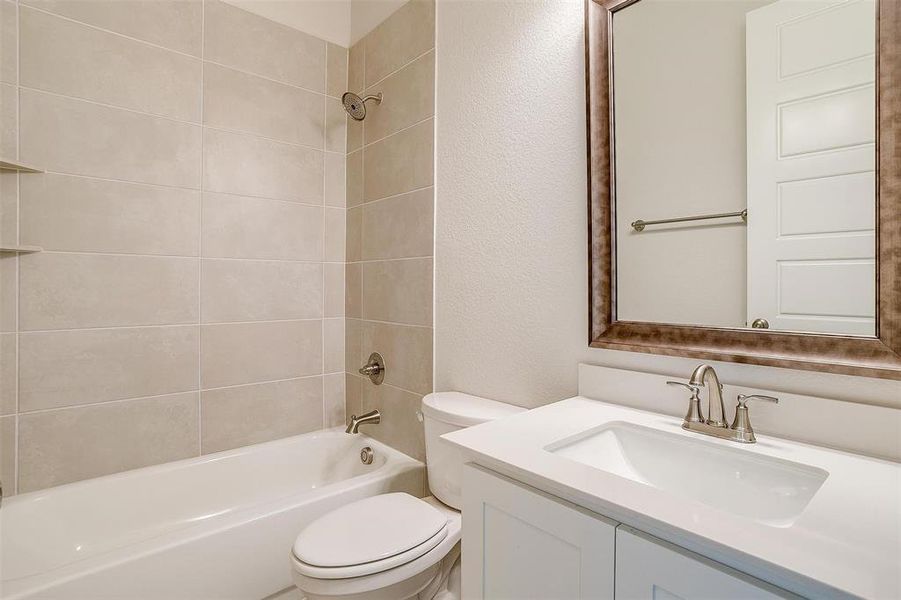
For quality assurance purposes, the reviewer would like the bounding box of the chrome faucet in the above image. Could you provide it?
[667,364,778,444]
[688,364,727,427]
[345,409,381,434]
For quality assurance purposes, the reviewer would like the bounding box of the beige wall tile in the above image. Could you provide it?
[21,0,202,56]
[327,43,347,98]
[19,253,199,330]
[345,263,362,319]
[324,263,344,318]
[346,206,362,262]
[324,207,345,262]
[204,0,325,91]
[346,150,363,208]
[325,100,347,153]
[18,326,199,411]
[345,318,362,375]
[202,193,322,261]
[348,40,364,94]
[324,373,345,428]
[20,174,200,256]
[0,333,14,415]
[201,377,322,453]
[344,373,362,420]
[20,8,201,122]
[363,118,433,201]
[0,174,17,247]
[324,152,346,208]
[362,258,432,326]
[362,188,433,260]
[364,0,434,87]
[202,128,323,203]
[361,320,432,395]
[347,114,363,154]
[0,415,14,496]
[1,1,16,84]
[323,317,344,374]
[203,63,324,147]
[363,51,434,145]
[20,90,201,188]
[201,320,322,389]
[18,392,199,492]
[361,383,424,461]
[0,254,14,332]
[201,259,322,323]
[0,83,16,159]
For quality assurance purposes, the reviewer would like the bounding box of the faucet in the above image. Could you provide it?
[688,364,727,427]
[668,364,778,443]
[346,409,381,434]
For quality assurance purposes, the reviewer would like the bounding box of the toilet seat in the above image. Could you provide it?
[293,493,450,579]
[291,496,462,600]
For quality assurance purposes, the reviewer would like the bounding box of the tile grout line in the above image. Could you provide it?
[364,46,434,93]
[21,317,330,335]
[13,0,20,496]
[321,54,328,430]
[198,0,205,457]
[19,84,330,153]
[17,372,341,417]
[27,168,328,208]
[349,183,434,210]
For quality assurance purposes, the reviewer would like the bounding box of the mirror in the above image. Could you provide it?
[611,0,876,336]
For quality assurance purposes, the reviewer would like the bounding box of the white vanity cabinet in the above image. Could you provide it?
[615,527,796,600]
[463,464,796,600]
[462,464,616,599]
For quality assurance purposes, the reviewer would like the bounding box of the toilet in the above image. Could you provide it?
[290,392,525,600]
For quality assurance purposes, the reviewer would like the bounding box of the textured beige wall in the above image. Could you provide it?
[344,0,435,462]
[0,0,348,494]
[434,0,901,411]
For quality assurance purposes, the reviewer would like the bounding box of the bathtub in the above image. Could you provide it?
[0,428,425,600]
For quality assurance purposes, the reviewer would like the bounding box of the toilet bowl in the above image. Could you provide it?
[290,392,524,600]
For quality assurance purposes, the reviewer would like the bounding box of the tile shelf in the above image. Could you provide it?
[0,159,44,252]
[0,159,43,173]
[0,245,43,253]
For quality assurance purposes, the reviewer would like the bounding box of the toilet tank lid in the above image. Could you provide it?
[421,392,525,427]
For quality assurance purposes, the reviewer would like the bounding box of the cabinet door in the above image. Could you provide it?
[615,527,797,600]
[462,464,616,600]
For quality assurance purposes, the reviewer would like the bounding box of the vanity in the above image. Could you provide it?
[442,365,901,599]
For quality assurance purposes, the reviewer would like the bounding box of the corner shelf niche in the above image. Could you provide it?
[0,158,44,253]
[0,159,43,173]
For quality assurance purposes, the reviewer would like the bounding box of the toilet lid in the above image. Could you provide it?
[293,493,448,569]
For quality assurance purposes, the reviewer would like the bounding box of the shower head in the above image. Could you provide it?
[342,91,382,121]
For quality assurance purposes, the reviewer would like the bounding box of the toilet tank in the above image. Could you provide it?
[421,392,525,509]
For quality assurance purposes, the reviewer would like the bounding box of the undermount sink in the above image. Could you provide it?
[546,422,828,527]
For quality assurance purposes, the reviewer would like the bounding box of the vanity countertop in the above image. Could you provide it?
[442,397,901,599]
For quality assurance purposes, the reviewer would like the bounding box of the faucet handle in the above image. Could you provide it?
[666,381,700,394]
[731,394,778,442]
[736,393,779,407]
[666,381,704,424]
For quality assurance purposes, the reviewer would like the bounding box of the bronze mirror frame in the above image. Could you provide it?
[586,0,901,380]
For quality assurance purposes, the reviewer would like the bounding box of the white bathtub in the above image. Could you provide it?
[0,428,425,600]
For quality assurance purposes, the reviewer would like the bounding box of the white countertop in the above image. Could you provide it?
[442,397,901,599]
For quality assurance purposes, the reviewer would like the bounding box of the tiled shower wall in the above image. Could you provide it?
[345,0,435,462]
[0,0,349,494]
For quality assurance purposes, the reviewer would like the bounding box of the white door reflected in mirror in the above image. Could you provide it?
[611,0,876,336]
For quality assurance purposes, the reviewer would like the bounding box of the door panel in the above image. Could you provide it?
[746,0,876,335]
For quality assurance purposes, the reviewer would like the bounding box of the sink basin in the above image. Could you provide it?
[546,422,828,527]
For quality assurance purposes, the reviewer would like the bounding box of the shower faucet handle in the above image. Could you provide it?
[358,352,386,385]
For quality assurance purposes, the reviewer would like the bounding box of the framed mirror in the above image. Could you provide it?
[586,0,900,379]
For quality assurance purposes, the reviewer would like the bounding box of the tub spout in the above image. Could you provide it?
[346,409,380,434]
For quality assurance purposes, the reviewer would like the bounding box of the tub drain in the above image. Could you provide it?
[360,446,374,465]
